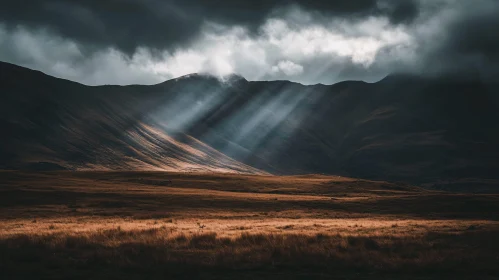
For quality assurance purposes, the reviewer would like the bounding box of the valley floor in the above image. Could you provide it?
[1,171,499,279]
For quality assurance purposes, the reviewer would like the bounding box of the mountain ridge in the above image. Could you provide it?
[1,61,498,188]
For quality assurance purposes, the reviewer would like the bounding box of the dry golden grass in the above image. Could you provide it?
[1,171,499,279]
[3,228,499,279]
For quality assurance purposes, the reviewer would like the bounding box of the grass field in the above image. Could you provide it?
[1,171,499,279]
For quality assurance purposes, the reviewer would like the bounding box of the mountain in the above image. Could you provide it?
[1,61,498,186]
[0,62,263,174]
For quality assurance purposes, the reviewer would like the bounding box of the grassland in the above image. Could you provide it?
[1,171,499,279]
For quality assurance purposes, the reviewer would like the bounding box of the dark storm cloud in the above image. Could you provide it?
[409,0,499,82]
[0,0,419,55]
[0,0,201,54]
[0,0,498,85]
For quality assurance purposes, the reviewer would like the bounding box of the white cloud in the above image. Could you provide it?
[0,8,415,85]
[271,60,304,76]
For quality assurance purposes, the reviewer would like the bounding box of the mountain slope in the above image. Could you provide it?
[0,62,264,174]
[1,61,498,185]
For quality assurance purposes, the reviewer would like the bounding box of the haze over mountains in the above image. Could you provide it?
[1,61,498,187]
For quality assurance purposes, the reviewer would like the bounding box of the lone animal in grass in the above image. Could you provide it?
[197,222,206,230]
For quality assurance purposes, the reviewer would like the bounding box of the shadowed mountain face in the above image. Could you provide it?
[0,63,263,174]
[1,61,498,184]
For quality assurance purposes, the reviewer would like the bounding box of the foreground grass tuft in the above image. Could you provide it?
[1,228,499,279]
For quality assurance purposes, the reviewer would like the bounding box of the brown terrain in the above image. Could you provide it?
[1,171,499,279]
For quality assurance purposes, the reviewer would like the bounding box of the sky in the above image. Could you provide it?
[0,0,498,85]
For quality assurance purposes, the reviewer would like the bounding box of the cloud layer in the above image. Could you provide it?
[0,0,497,85]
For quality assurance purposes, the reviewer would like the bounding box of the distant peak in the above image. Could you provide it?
[220,73,247,84]
[173,73,213,81]
[170,72,247,85]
